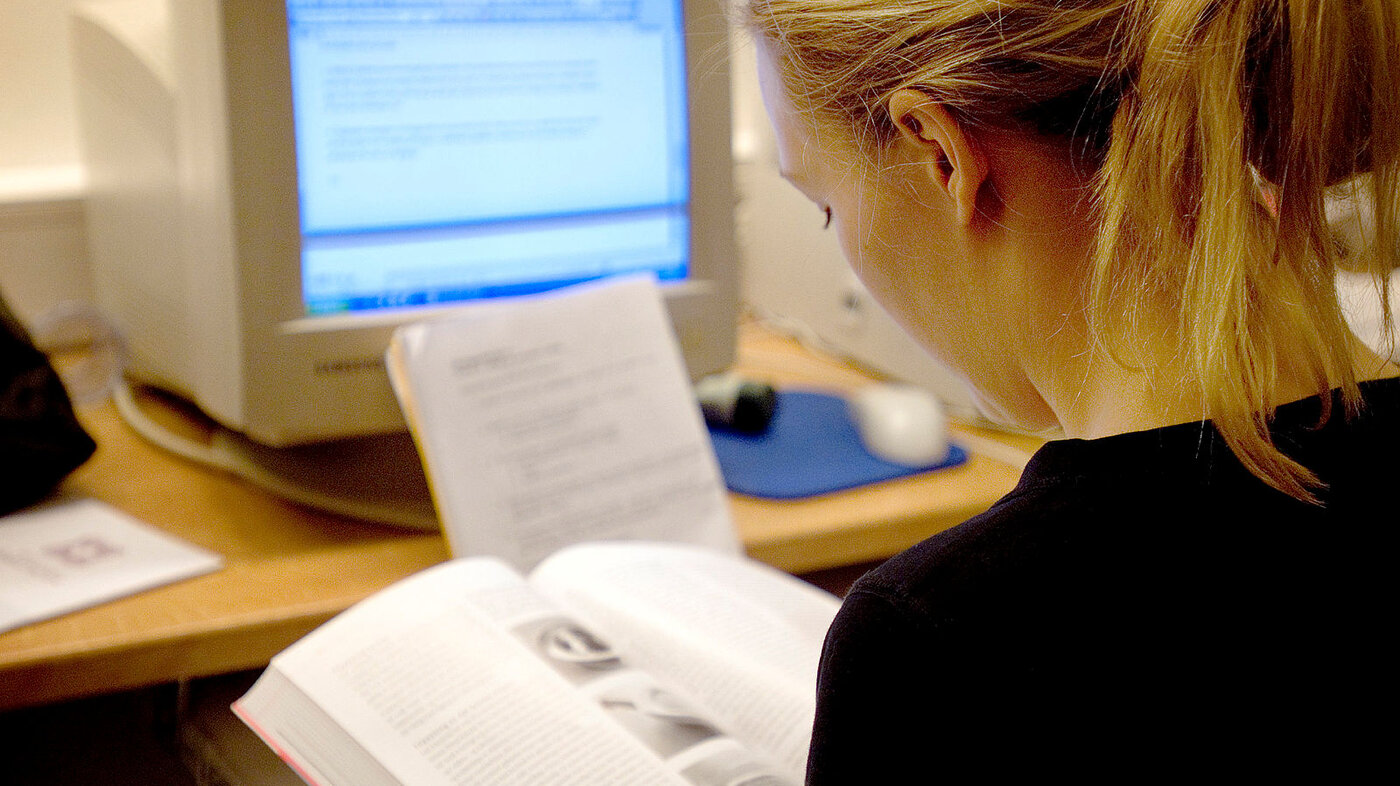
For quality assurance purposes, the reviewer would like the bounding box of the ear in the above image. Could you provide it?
[887,89,988,227]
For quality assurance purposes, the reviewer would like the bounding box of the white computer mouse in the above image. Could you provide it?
[848,383,950,467]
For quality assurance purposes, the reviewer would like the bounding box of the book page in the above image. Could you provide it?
[530,542,841,776]
[236,559,795,786]
[387,276,738,569]
[0,499,223,633]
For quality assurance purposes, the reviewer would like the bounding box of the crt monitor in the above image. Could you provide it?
[73,0,738,526]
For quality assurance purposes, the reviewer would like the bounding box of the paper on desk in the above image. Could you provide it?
[0,499,223,633]
[387,276,739,569]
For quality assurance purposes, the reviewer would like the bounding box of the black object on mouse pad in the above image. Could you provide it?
[0,290,97,515]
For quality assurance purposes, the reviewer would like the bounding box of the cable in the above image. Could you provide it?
[112,380,231,471]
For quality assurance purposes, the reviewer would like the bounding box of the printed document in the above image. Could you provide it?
[387,276,738,568]
[0,499,223,633]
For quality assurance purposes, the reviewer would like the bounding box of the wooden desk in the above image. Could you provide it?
[0,323,1037,711]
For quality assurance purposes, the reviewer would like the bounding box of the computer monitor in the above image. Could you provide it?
[74,0,738,526]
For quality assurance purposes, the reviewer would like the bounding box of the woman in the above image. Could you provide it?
[744,0,1398,776]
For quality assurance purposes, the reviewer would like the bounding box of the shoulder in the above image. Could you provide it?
[806,478,1127,779]
[817,462,1117,705]
[847,446,1121,618]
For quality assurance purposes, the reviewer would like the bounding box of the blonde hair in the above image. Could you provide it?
[747,0,1399,500]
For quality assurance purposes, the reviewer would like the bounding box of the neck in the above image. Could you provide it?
[1038,343,1205,439]
[1017,253,1400,441]
[957,132,1400,440]
[974,135,1400,440]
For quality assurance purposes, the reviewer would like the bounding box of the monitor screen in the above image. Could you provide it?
[285,0,693,314]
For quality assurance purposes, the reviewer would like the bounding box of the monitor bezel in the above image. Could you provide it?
[219,0,738,446]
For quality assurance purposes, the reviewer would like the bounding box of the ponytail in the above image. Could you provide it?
[1092,0,1399,499]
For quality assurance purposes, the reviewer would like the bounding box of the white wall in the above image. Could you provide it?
[0,0,106,324]
[0,0,92,171]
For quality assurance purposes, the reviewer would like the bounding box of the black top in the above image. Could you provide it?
[806,378,1399,781]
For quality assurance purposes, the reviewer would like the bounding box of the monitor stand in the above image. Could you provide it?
[114,383,438,530]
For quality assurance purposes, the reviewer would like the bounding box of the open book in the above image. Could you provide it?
[233,541,839,785]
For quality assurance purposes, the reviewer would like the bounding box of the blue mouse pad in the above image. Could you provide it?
[708,390,968,499]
